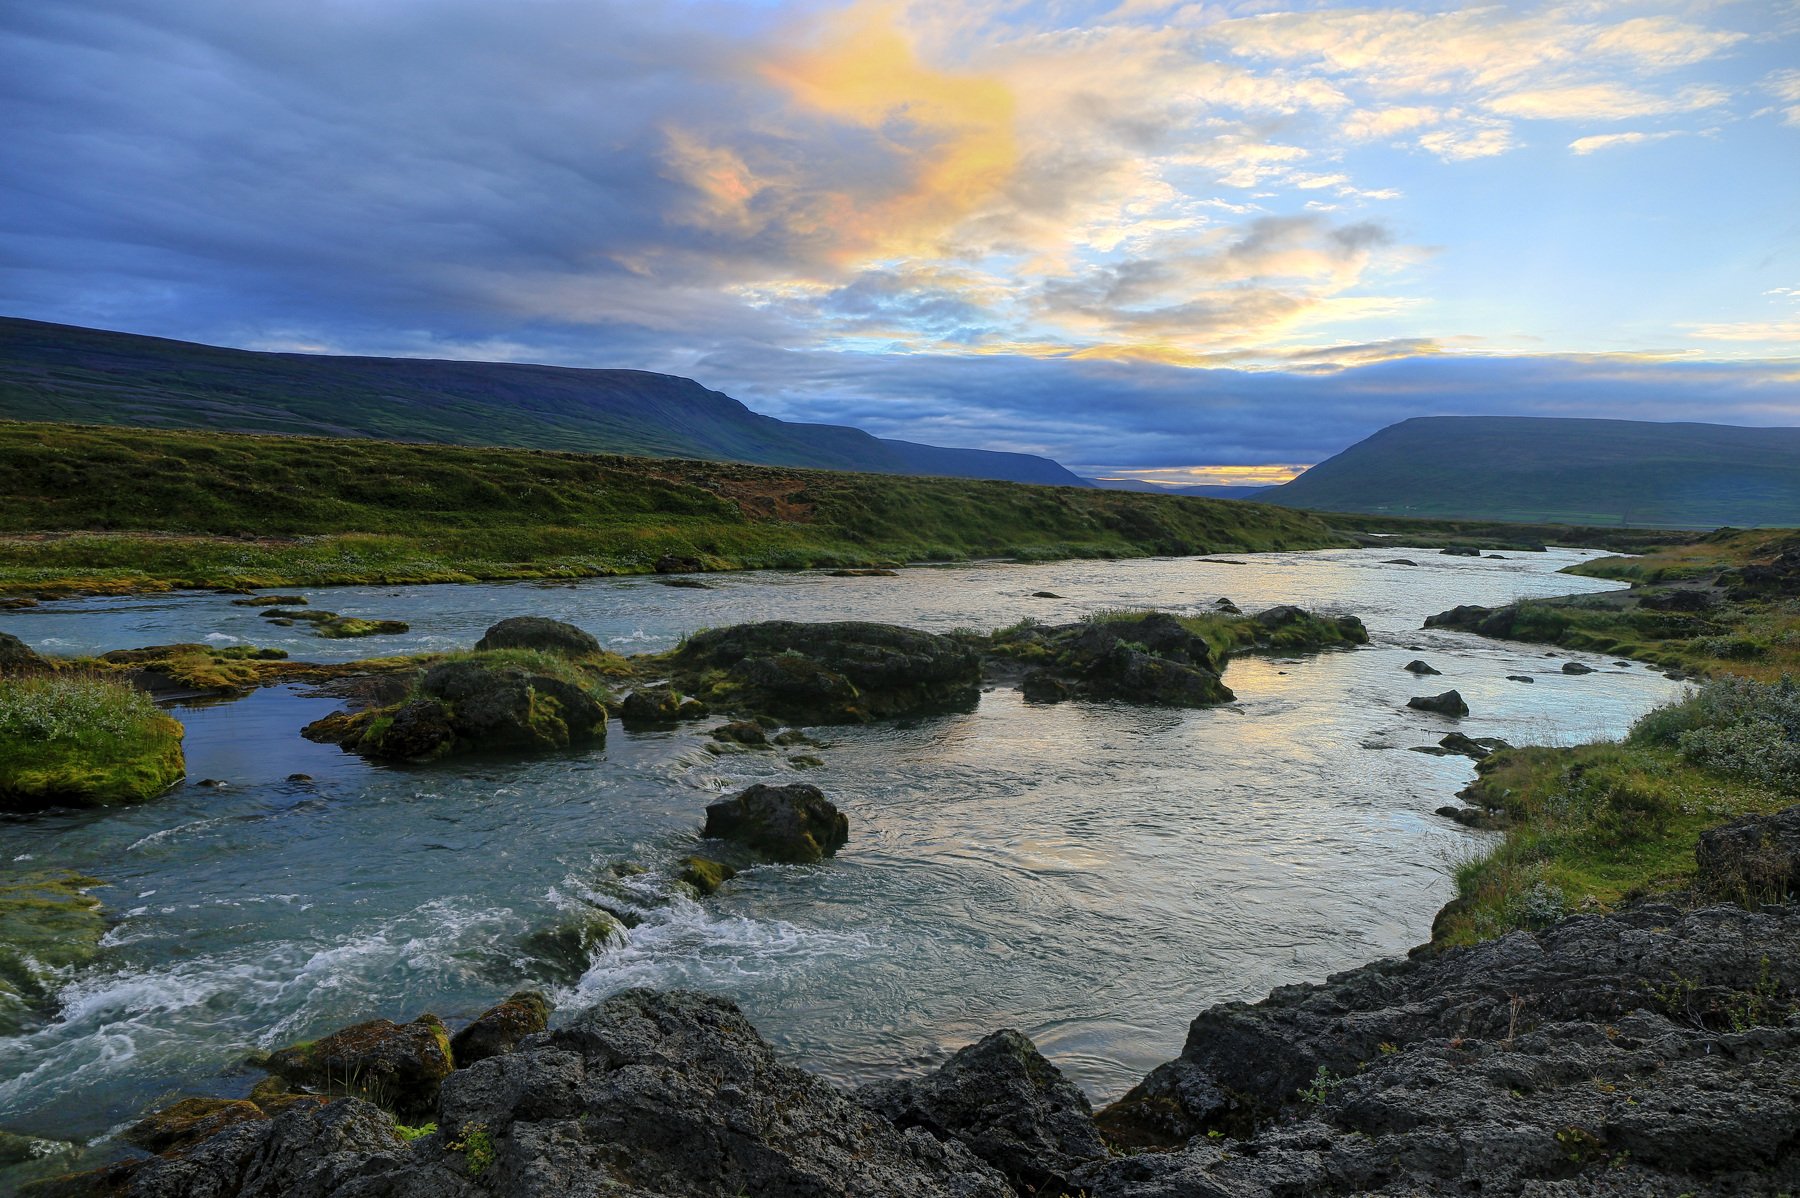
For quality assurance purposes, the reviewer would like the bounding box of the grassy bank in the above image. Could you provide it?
[0,673,185,808]
[0,421,1353,596]
[1431,527,1800,679]
[1435,527,1799,947]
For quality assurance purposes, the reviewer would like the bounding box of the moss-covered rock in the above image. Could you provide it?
[1003,613,1234,708]
[474,616,600,657]
[702,783,849,864]
[449,990,553,1066]
[665,621,981,724]
[119,1097,268,1155]
[313,617,409,639]
[520,908,627,982]
[0,675,184,810]
[229,594,306,606]
[303,650,608,762]
[96,643,288,693]
[0,872,106,1035]
[262,1013,454,1117]
[677,856,738,896]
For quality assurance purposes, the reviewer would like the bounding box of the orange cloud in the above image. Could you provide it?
[760,1,1018,261]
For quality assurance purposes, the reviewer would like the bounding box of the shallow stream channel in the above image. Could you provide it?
[0,548,1682,1146]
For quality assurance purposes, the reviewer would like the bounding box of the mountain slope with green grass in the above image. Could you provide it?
[1265,415,1800,528]
[0,317,1083,487]
[0,421,1351,595]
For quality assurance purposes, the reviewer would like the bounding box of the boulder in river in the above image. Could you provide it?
[618,686,707,727]
[857,1028,1108,1196]
[1562,661,1596,675]
[677,855,738,896]
[304,652,607,761]
[1402,659,1440,675]
[1406,689,1469,717]
[702,782,849,863]
[473,616,600,657]
[1507,674,1535,683]
[665,620,981,724]
[1440,546,1481,556]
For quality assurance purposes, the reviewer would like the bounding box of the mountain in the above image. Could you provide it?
[1263,415,1800,528]
[0,317,1085,487]
[1086,478,1275,500]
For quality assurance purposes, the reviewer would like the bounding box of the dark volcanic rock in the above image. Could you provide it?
[1382,558,1418,566]
[1406,689,1469,717]
[702,782,848,863]
[120,1098,269,1155]
[449,991,552,1067]
[473,616,600,657]
[161,989,1009,1198]
[1562,660,1596,674]
[668,620,981,724]
[262,1014,454,1117]
[858,1028,1108,1196]
[710,720,768,746]
[34,1097,408,1198]
[1094,899,1800,1158]
[1697,807,1800,902]
[1402,659,1440,675]
[1423,603,1492,630]
[1440,546,1481,557]
[1006,613,1234,708]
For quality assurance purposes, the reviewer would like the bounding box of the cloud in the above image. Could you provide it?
[1417,121,1518,161]
[1569,129,1683,154]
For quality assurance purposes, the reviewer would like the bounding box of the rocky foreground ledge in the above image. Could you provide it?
[27,811,1800,1198]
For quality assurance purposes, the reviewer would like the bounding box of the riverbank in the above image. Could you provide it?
[0,421,1358,598]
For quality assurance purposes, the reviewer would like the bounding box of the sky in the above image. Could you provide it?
[2,0,1798,484]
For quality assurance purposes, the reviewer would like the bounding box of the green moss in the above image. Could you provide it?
[0,872,106,1033]
[677,856,737,896]
[313,617,410,639]
[0,674,184,809]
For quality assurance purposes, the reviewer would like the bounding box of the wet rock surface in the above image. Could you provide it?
[261,1014,455,1118]
[1406,688,1469,717]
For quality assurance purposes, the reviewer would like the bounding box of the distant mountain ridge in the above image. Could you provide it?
[1264,415,1800,528]
[0,317,1085,487]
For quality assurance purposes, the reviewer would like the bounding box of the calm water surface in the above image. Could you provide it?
[0,549,1682,1148]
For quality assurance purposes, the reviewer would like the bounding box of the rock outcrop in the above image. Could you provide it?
[996,613,1234,707]
[1093,900,1800,1195]
[858,1028,1108,1196]
[0,632,45,673]
[448,992,551,1067]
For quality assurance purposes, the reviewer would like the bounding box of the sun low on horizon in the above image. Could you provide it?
[2,0,1797,482]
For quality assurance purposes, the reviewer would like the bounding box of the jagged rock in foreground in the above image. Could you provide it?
[65,990,1012,1198]
[1093,900,1800,1196]
[858,1028,1108,1196]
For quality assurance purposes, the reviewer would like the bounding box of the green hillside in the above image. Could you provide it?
[0,317,1082,487]
[0,422,1351,596]
[1265,415,1800,528]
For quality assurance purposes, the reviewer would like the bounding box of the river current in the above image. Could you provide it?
[0,548,1682,1147]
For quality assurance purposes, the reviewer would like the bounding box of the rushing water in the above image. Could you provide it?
[0,548,1683,1151]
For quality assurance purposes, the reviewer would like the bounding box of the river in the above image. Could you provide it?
[0,547,1682,1147]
